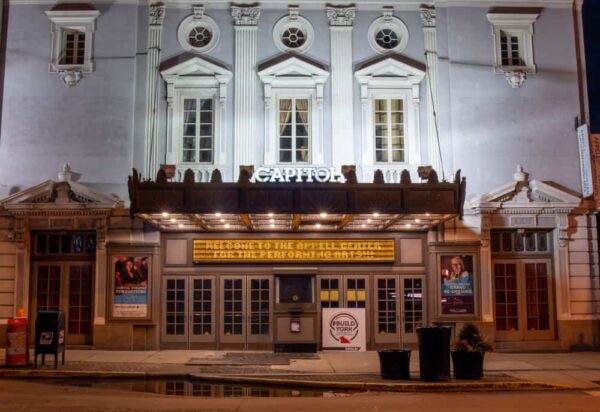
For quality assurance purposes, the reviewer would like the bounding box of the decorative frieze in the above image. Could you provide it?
[231,5,260,26]
[326,6,356,27]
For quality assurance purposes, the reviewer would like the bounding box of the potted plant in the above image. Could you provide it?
[451,323,494,380]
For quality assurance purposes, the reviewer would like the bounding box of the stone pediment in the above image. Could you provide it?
[160,54,232,80]
[469,166,581,214]
[0,168,122,216]
[355,55,426,86]
[258,54,329,83]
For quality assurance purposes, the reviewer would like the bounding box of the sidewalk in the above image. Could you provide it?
[1,349,600,392]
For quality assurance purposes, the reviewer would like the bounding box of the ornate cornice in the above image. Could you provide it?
[326,5,356,27]
[420,5,436,28]
[231,5,260,26]
[149,2,165,26]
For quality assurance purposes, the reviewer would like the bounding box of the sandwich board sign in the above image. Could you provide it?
[322,308,366,351]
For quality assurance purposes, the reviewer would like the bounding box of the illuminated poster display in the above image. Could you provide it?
[440,255,474,315]
[113,256,149,318]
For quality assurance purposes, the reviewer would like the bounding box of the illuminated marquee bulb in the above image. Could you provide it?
[315,223,321,229]
[161,212,169,217]
[320,212,327,218]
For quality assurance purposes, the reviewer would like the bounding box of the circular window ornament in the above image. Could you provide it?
[177,10,219,54]
[368,14,409,54]
[273,11,314,54]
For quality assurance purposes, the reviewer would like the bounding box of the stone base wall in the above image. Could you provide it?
[93,324,159,351]
[558,319,600,350]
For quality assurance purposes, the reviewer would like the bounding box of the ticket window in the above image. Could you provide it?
[276,275,315,311]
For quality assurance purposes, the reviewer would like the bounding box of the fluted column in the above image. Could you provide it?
[327,5,355,169]
[144,2,165,179]
[232,5,260,175]
[421,6,443,178]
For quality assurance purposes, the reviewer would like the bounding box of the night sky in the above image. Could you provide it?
[584,0,600,133]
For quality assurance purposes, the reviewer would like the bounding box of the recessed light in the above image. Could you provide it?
[320,212,327,218]
[315,223,321,229]
[415,219,421,223]
[361,224,366,228]
[373,212,379,217]
[405,223,412,228]
[161,212,169,217]
[215,212,222,217]
[178,223,183,228]
[170,218,176,223]
[270,223,275,228]
[367,218,372,223]
[269,218,275,223]
[220,218,225,223]
[425,212,430,217]
[224,223,230,229]
[268,212,274,217]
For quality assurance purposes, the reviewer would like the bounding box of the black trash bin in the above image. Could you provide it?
[417,326,451,381]
[34,310,66,368]
[378,349,411,380]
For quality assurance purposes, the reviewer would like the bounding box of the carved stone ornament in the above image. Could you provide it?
[58,69,82,87]
[382,6,394,21]
[149,3,165,26]
[193,5,205,20]
[289,5,300,21]
[420,6,436,27]
[326,6,356,26]
[505,70,527,89]
[231,6,260,26]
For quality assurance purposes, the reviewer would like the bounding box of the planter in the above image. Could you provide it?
[377,349,411,380]
[451,350,485,380]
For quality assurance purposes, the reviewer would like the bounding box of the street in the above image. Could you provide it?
[1,379,599,412]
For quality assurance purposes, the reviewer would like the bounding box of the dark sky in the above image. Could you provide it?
[584,0,600,133]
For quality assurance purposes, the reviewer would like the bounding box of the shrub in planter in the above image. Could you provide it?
[451,323,494,380]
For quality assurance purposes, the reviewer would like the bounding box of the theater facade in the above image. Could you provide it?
[0,0,599,352]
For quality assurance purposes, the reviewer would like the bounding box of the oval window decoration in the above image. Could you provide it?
[177,7,219,54]
[273,8,314,54]
[367,12,409,54]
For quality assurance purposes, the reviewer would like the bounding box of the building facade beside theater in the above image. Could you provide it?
[0,0,598,352]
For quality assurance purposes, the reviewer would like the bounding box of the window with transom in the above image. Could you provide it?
[278,98,310,163]
[374,98,405,163]
[181,98,214,164]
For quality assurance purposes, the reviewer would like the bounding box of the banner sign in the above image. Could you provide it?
[440,255,475,315]
[322,308,366,351]
[193,239,395,263]
[113,256,149,318]
[577,124,593,197]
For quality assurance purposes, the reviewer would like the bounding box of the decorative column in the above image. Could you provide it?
[327,5,356,169]
[144,2,165,179]
[94,216,108,326]
[479,215,494,322]
[555,214,572,320]
[232,5,260,175]
[420,6,443,177]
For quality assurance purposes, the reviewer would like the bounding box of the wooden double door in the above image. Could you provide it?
[493,259,555,341]
[32,262,94,345]
[162,275,272,349]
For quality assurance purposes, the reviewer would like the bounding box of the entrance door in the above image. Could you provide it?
[493,259,555,341]
[219,275,272,349]
[373,275,425,346]
[162,276,216,348]
[32,262,94,345]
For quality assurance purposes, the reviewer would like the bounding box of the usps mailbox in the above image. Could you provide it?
[34,310,66,368]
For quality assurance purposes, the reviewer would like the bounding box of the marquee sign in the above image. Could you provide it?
[193,239,395,263]
[253,166,344,183]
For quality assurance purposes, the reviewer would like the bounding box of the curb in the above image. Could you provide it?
[0,368,576,392]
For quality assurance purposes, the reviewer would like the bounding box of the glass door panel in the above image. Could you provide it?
[35,264,62,312]
[373,276,399,345]
[66,264,93,345]
[346,277,367,308]
[402,277,424,343]
[523,261,554,340]
[162,277,187,343]
[190,276,215,344]
[220,277,245,345]
[247,276,272,345]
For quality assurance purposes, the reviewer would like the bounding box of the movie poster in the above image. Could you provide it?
[113,256,149,318]
[440,255,474,315]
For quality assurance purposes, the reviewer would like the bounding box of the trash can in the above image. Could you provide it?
[377,349,411,380]
[417,326,451,381]
[34,310,66,368]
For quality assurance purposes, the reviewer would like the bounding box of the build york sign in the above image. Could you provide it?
[253,167,344,183]
[322,308,366,352]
